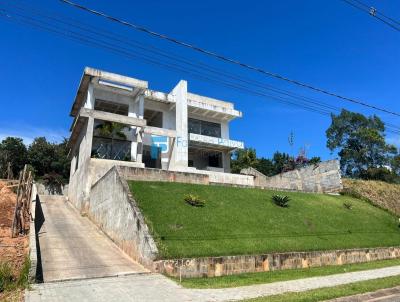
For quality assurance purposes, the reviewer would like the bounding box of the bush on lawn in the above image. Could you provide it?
[184,194,205,207]
[272,195,290,207]
[343,201,353,210]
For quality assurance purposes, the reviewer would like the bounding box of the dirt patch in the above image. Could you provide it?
[342,178,400,216]
[0,181,29,276]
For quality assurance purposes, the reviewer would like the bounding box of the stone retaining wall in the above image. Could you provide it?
[242,160,343,193]
[154,247,400,278]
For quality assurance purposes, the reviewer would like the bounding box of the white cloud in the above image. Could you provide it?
[0,125,69,145]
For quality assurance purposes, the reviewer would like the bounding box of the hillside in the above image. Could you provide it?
[342,178,400,216]
[129,181,400,259]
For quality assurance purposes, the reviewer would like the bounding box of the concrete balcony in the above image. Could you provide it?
[189,133,244,150]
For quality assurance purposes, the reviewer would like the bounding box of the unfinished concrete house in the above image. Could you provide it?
[67,67,252,209]
[65,67,342,272]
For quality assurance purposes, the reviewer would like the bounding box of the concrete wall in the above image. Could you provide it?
[117,165,209,185]
[154,246,400,278]
[242,160,343,193]
[88,166,158,268]
[68,117,94,210]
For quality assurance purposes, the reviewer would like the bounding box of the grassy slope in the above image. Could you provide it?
[342,178,400,216]
[177,258,400,288]
[245,275,400,302]
[129,181,400,259]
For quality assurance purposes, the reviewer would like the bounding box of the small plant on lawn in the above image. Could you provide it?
[184,194,205,207]
[272,195,290,207]
[343,201,353,210]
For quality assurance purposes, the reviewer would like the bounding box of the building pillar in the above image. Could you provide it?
[222,151,231,173]
[169,80,188,171]
[84,83,94,109]
[129,93,144,162]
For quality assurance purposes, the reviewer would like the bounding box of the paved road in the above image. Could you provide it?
[26,266,400,302]
[36,195,148,282]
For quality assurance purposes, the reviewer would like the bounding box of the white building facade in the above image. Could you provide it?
[68,67,244,178]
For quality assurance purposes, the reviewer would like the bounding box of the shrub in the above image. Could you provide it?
[359,167,400,184]
[272,195,290,207]
[343,201,353,210]
[184,194,205,207]
[0,262,14,292]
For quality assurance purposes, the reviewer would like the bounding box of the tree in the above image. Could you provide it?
[51,138,70,181]
[28,137,56,177]
[231,148,258,173]
[326,109,397,177]
[0,137,28,178]
[392,154,400,176]
[255,157,275,176]
[271,151,294,174]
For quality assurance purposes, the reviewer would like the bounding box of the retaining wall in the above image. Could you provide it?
[118,165,209,185]
[242,160,342,193]
[154,247,400,278]
[88,166,158,268]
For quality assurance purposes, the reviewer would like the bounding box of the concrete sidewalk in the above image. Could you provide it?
[26,265,400,302]
[36,195,148,282]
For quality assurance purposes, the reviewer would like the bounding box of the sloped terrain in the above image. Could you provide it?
[129,181,400,259]
[342,178,400,216]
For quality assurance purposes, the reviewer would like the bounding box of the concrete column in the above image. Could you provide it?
[129,94,145,162]
[169,80,188,171]
[82,116,94,206]
[84,83,94,109]
[222,151,231,173]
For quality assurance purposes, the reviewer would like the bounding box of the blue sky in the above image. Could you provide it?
[0,0,399,160]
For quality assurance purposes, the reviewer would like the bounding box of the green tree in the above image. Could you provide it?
[51,138,70,180]
[272,151,294,174]
[28,137,56,177]
[0,137,28,178]
[326,109,397,177]
[255,157,275,176]
[391,154,400,176]
[231,148,258,173]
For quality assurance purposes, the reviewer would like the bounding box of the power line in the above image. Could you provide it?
[0,7,337,117]
[341,0,400,32]
[1,4,399,136]
[58,0,400,118]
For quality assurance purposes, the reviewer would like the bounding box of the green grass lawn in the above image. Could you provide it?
[175,258,400,288]
[244,275,400,302]
[129,181,400,259]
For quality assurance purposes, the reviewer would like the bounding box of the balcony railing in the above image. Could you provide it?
[91,136,131,161]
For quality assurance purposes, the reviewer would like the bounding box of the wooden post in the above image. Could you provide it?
[11,171,23,237]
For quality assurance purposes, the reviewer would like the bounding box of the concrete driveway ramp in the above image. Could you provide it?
[36,195,148,282]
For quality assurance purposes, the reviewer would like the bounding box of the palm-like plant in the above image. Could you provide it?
[95,122,128,158]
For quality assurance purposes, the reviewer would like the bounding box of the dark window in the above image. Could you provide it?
[94,99,129,115]
[144,109,163,128]
[208,152,222,168]
[143,145,161,169]
[188,118,221,138]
